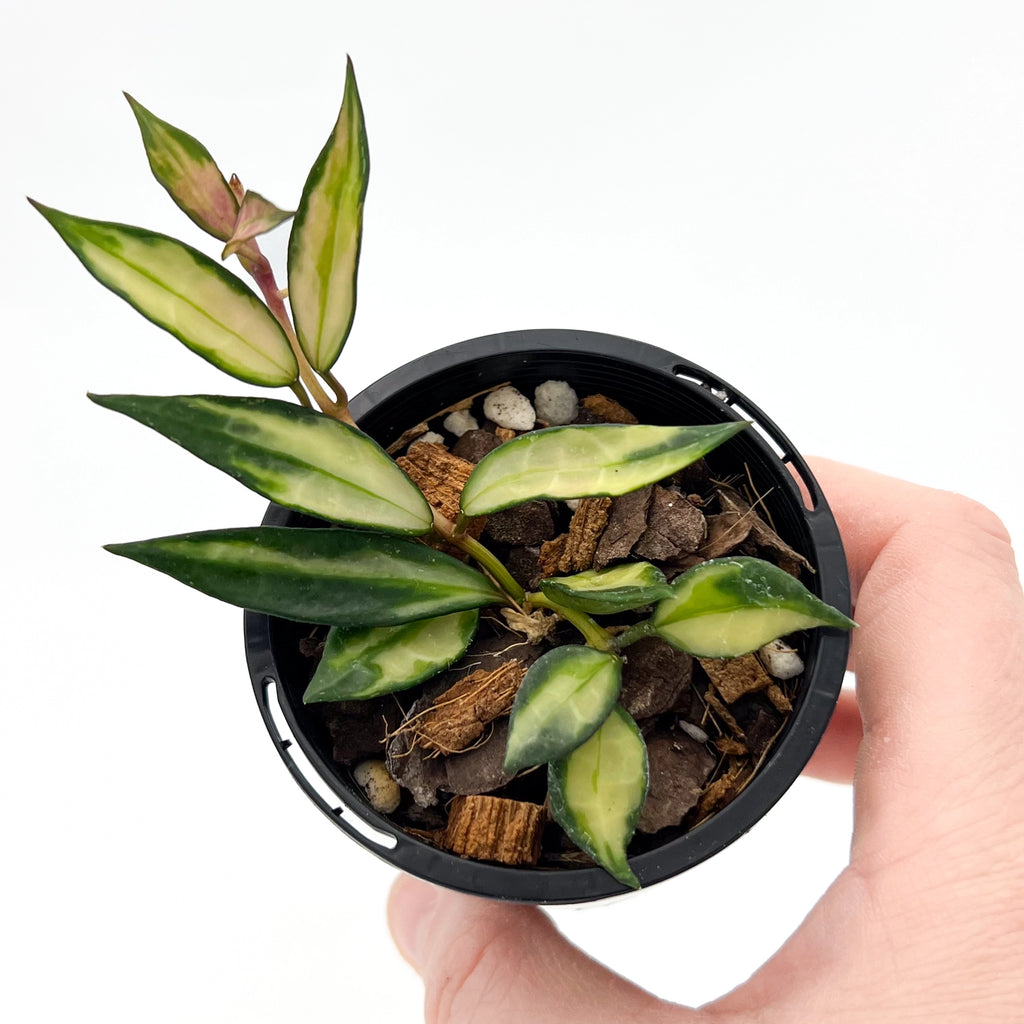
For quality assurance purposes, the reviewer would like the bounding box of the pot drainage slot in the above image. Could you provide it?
[727,401,788,462]
[673,366,731,403]
[262,678,398,851]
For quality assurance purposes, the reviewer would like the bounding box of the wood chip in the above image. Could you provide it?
[700,653,774,704]
[714,736,749,756]
[581,394,638,424]
[537,534,568,579]
[766,683,793,713]
[594,486,653,569]
[716,488,813,575]
[698,509,752,559]
[559,496,612,572]
[442,794,545,866]
[396,442,474,523]
[702,686,745,739]
[385,422,430,454]
[412,661,526,754]
[696,758,747,820]
[633,486,706,561]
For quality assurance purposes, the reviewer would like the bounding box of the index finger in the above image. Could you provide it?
[805,457,1024,867]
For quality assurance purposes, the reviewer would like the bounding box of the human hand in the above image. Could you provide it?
[387,458,1024,1023]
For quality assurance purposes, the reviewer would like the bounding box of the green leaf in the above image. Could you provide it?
[460,421,748,516]
[651,556,856,658]
[539,562,671,615]
[548,705,648,890]
[124,92,240,242]
[222,190,294,259]
[304,610,479,702]
[105,527,504,627]
[31,202,298,387]
[287,57,369,373]
[88,394,433,534]
[504,647,622,773]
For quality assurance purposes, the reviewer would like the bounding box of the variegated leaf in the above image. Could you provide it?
[88,394,433,534]
[652,556,856,658]
[303,610,479,702]
[460,421,748,516]
[105,527,504,628]
[287,57,369,372]
[548,705,648,890]
[124,92,239,242]
[504,647,622,772]
[538,562,671,615]
[32,202,298,386]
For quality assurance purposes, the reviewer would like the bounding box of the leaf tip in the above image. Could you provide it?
[28,198,71,235]
[26,196,51,218]
[615,864,642,890]
[86,392,120,412]
[122,91,151,128]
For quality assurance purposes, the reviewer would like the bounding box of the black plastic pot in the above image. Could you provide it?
[244,328,851,904]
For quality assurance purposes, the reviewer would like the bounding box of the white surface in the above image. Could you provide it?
[5,2,1022,1020]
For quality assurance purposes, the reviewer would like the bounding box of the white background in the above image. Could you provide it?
[5,2,1023,1020]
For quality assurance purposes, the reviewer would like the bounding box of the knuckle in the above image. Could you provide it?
[938,491,1011,546]
[426,926,518,1024]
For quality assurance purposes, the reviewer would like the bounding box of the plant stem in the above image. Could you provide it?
[323,369,350,409]
[527,592,616,651]
[289,381,313,408]
[431,509,526,605]
[241,248,355,426]
[610,619,656,651]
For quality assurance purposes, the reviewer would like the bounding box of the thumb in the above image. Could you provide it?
[387,875,688,1024]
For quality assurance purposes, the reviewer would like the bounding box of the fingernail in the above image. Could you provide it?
[387,875,439,970]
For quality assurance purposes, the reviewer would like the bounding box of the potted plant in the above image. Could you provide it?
[33,59,854,903]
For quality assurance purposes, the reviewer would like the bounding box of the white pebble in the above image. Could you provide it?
[483,386,536,431]
[353,759,401,814]
[443,409,479,437]
[758,639,805,680]
[534,380,578,425]
[678,721,710,744]
[409,431,445,450]
[564,498,581,512]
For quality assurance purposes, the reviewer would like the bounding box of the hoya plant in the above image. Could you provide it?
[34,61,855,889]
